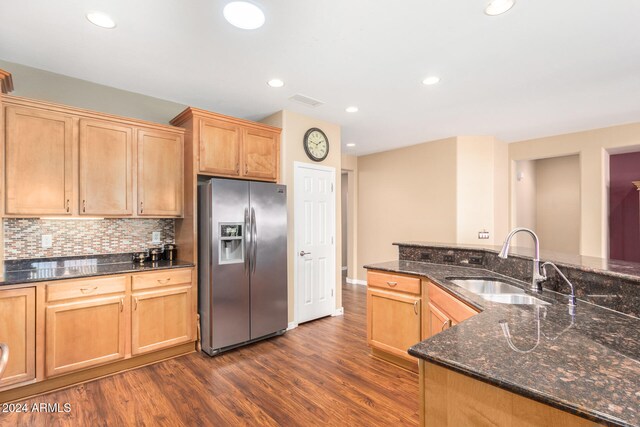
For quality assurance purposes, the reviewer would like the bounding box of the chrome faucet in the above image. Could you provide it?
[498,228,545,292]
[541,262,577,314]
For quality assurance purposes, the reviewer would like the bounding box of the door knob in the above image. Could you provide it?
[299,251,311,256]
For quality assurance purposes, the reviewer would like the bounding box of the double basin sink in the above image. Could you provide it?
[447,278,549,306]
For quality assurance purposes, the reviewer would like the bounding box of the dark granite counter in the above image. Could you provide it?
[0,253,194,286]
[365,260,640,427]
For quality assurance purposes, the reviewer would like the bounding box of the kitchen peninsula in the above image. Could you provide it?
[365,242,640,427]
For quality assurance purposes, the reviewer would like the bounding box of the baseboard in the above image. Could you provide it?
[287,322,298,331]
[346,277,367,286]
[341,266,347,271]
[332,307,344,316]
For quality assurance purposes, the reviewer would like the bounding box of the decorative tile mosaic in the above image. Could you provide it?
[3,218,175,260]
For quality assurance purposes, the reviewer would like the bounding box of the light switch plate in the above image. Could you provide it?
[42,234,53,248]
[152,231,161,244]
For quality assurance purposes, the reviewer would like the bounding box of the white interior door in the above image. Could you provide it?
[294,162,336,324]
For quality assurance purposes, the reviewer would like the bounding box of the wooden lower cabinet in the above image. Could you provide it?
[420,361,597,427]
[132,285,193,355]
[427,302,452,337]
[45,295,126,377]
[0,288,36,389]
[367,288,421,362]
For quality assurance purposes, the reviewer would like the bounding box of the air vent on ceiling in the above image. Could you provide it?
[289,93,324,108]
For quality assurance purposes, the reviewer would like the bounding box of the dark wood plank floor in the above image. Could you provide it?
[0,282,419,426]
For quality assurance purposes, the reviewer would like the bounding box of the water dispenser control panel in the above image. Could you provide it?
[219,223,244,265]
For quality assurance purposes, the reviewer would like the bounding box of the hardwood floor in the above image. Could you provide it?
[0,282,419,426]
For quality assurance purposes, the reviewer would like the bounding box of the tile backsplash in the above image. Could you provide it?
[3,218,175,260]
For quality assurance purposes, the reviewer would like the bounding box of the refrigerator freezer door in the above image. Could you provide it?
[249,181,288,339]
[207,178,251,351]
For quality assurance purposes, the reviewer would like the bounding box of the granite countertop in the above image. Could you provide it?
[365,260,640,427]
[395,241,640,282]
[0,254,194,286]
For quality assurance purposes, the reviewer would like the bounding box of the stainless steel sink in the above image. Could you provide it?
[448,278,549,306]
[482,294,550,305]
[449,279,525,295]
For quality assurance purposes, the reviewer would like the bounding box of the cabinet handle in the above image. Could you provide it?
[140,201,144,214]
[386,281,398,287]
[157,278,171,285]
[414,300,419,315]
[120,298,124,312]
[82,200,86,213]
[66,199,70,213]
[134,297,138,311]
[441,318,451,331]
[79,286,98,294]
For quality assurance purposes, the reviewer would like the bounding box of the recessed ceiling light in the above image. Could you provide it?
[223,2,265,30]
[346,143,356,147]
[86,11,116,29]
[267,79,284,88]
[345,106,359,113]
[484,0,515,16]
[422,76,441,86]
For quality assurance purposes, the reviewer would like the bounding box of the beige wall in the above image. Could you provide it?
[357,138,458,280]
[341,173,348,268]
[0,59,186,124]
[535,155,581,254]
[341,154,358,280]
[509,122,640,258]
[261,110,342,323]
[513,160,537,248]
[456,136,509,245]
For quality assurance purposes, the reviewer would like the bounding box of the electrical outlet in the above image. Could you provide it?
[42,234,53,249]
[443,254,455,263]
[478,230,490,240]
[152,232,162,244]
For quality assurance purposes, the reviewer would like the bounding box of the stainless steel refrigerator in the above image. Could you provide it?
[198,178,288,355]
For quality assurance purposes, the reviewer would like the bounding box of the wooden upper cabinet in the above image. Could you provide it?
[242,127,279,181]
[0,288,36,389]
[170,107,281,182]
[79,119,133,216]
[137,129,184,217]
[199,119,241,176]
[4,106,73,215]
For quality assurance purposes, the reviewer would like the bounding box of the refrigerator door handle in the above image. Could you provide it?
[251,207,257,274]
[244,207,251,275]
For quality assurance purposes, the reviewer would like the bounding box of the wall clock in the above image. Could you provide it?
[303,128,329,162]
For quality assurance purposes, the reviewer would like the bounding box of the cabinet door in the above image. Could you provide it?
[428,302,452,338]
[131,285,193,355]
[4,106,73,215]
[242,128,279,181]
[199,119,241,176]
[45,295,126,377]
[367,288,420,361]
[137,129,183,217]
[79,119,133,216]
[0,288,35,389]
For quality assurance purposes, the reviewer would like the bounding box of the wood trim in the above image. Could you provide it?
[1,95,184,135]
[371,348,418,373]
[0,69,14,94]
[0,288,36,388]
[170,106,281,134]
[0,342,195,404]
[633,181,640,190]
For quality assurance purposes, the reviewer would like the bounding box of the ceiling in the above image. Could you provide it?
[1,0,639,155]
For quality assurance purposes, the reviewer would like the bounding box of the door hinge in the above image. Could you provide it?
[331,289,334,297]
[331,236,334,244]
[331,183,334,192]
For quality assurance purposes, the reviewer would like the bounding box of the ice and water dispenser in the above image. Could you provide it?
[219,223,244,264]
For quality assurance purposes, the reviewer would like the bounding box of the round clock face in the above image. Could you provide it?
[303,128,329,162]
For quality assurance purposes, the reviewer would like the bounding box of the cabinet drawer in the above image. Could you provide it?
[46,276,127,302]
[427,281,479,323]
[367,270,421,294]
[132,268,192,291]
